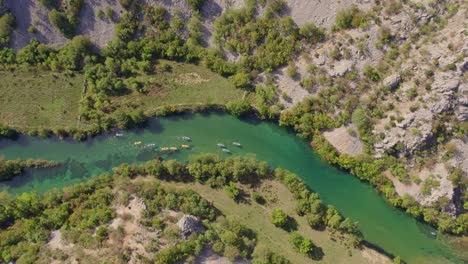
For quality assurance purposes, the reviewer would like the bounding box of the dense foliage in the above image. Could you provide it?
[0,159,59,181]
[47,0,84,38]
[0,154,365,263]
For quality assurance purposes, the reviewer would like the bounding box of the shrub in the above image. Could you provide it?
[0,13,15,47]
[96,9,104,19]
[351,107,369,130]
[48,9,75,38]
[230,72,252,90]
[289,232,316,255]
[335,5,368,30]
[104,7,113,19]
[185,0,206,12]
[363,65,381,82]
[226,100,252,117]
[270,208,288,228]
[287,63,298,78]
[299,23,325,44]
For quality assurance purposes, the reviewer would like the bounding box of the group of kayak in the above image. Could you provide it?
[216,142,242,153]
[117,133,242,153]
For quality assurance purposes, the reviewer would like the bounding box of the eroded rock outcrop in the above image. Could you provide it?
[177,215,205,238]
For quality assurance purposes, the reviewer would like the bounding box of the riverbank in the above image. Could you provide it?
[0,158,59,181]
[1,106,466,238]
[0,155,391,263]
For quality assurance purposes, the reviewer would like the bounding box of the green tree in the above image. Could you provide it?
[230,72,252,90]
[226,100,252,117]
[270,208,288,228]
[185,0,205,12]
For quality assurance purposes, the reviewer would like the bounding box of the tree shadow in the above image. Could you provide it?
[282,216,298,232]
[310,246,324,261]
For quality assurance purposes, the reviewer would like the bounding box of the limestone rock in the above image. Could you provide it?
[382,73,401,90]
[329,60,353,77]
[432,73,459,94]
[177,215,205,238]
[455,106,468,121]
[458,58,468,72]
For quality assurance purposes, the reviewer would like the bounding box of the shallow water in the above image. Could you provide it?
[0,113,464,263]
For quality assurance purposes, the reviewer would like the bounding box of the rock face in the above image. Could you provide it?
[455,83,468,121]
[375,73,461,157]
[177,215,205,238]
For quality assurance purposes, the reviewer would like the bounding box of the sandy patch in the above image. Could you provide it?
[4,0,67,50]
[194,247,248,264]
[361,246,392,264]
[174,72,210,85]
[285,0,372,27]
[323,125,364,156]
[48,230,73,251]
[109,195,157,262]
[75,0,124,49]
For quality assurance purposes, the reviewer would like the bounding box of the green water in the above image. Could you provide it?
[0,113,463,263]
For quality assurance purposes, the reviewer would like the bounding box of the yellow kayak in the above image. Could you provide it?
[161,147,169,151]
[134,141,142,145]
[169,147,178,151]
[181,144,190,148]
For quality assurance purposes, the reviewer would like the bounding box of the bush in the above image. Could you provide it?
[299,23,325,44]
[351,107,369,130]
[226,100,252,117]
[270,208,288,228]
[0,13,15,47]
[230,72,252,90]
[363,65,381,82]
[48,9,75,38]
[104,7,113,19]
[335,5,368,30]
[185,0,206,12]
[289,232,316,255]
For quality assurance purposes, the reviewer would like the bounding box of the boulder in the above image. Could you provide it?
[329,60,353,77]
[458,58,468,72]
[382,73,401,90]
[432,73,459,94]
[177,215,205,238]
[455,106,468,121]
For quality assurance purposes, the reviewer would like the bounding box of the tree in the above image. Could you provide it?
[299,23,325,44]
[270,208,288,228]
[306,213,322,229]
[351,107,369,130]
[230,72,252,90]
[0,13,15,47]
[224,182,241,202]
[289,232,315,255]
[185,0,206,12]
[48,9,74,38]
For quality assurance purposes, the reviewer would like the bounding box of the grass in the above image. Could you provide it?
[0,67,84,130]
[111,60,246,115]
[0,61,246,131]
[159,179,376,264]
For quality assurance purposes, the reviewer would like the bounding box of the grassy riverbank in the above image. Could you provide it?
[110,60,246,117]
[0,61,245,135]
[0,67,84,130]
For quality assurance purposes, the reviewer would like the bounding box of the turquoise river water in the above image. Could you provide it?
[0,113,465,263]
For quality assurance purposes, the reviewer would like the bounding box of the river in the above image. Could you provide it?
[0,113,464,263]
